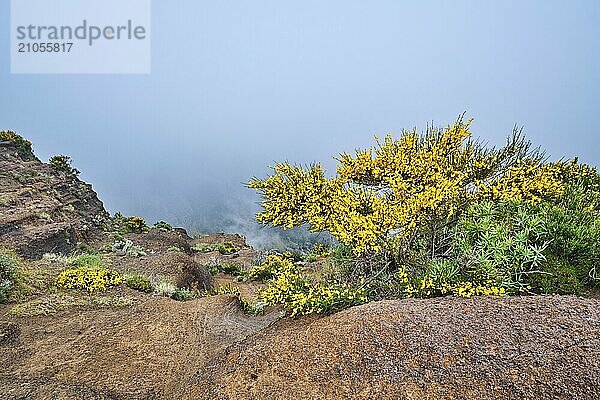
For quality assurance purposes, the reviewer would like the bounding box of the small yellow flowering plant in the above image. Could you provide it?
[124,216,147,234]
[56,266,122,293]
[56,254,122,293]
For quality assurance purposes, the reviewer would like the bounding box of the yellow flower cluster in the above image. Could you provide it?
[204,284,241,296]
[125,216,147,233]
[552,158,600,208]
[258,259,505,315]
[247,255,294,280]
[250,119,564,255]
[311,243,332,258]
[56,266,122,293]
[0,130,32,147]
[451,283,506,298]
[476,162,564,204]
[257,260,367,316]
[411,276,506,298]
[387,266,506,299]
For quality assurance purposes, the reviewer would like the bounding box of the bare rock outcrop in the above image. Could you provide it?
[0,141,108,258]
[190,295,600,400]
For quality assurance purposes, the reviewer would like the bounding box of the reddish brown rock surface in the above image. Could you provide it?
[0,141,108,259]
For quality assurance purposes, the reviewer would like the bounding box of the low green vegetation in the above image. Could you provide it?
[202,284,265,315]
[124,274,196,302]
[47,255,202,303]
[247,254,294,281]
[151,276,177,297]
[111,240,147,257]
[153,221,173,231]
[68,254,105,269]
[51,255,194,302]
[208,263,244,276]
[171,287,195,301]
[123,273,153,293]
[0,248,20,303]
[77,242,99,255]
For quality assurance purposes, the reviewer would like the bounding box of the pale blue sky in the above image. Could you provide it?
[1,1,599,236]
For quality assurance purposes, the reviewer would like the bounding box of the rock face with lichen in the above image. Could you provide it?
[0,140,108,259]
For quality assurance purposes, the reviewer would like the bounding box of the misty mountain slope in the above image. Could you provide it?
[1,136,600,400]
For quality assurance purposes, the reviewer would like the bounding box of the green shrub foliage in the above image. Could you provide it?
[0,249,20,303]
[49,155,80,177]
[108,213,149,234]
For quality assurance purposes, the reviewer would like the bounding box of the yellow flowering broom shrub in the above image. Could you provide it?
[250,118,564,257]
[255,255,505,315]
[249,117,600,314]
[108,213,149,234]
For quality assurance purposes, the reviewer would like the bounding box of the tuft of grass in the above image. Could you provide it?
[68,254,105,269]
[112,240,147,257]
[192,243,214,253]
[124,273,153,293]
[201,284,265,315]
[151,276,177,297]
[171,287,195,301]
[217,241,237,255]
[77,242,99,255]
[208,263,244,276]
